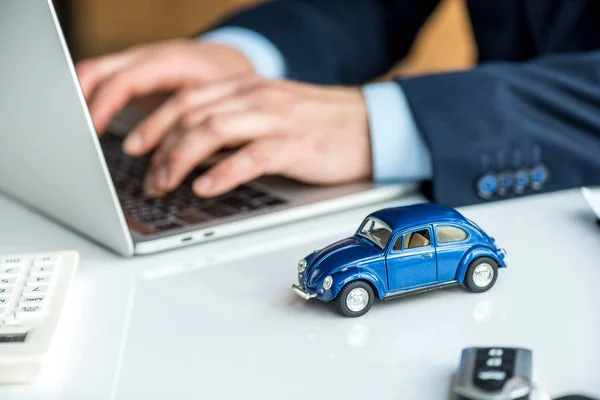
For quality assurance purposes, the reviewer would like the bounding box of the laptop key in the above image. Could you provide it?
[242,187,267,199]
[166,205,182,214]
[152,221,184,232]
[176,210,211,225]
[220,196,257,211]
[125,217,157,235]
[200,205,236,218]
[260,196,286,207]
[136,213,166,224]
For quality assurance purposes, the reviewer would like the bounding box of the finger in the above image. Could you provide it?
[123,79,259,156]
[75,47,145,101]
[201,109,284,142]
[192,138,285,197]
[143,131,183,196]
[144,128,223,196]
[148,128,182,168]
[88,54,208,135]
[178,82,285,130]
[177,97,254,132]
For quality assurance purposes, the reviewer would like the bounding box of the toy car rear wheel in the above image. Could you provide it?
[464,257,498,293]
[335,280,374,318]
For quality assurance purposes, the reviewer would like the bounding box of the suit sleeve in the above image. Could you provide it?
[397,50,600,206]
[211,0,440,84]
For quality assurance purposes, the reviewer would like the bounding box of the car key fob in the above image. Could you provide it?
[452,347,533,400]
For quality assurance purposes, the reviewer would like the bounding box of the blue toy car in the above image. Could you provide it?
[292,203,507,317]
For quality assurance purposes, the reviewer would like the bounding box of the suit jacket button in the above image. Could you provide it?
[477,174,498,199]
[514,169,530,194]
[530,164,549,190]
[497,171,514,196]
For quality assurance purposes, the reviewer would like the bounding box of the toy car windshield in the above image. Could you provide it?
[357,217,391,249]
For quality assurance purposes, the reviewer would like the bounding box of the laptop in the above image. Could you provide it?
[0,0,417,256]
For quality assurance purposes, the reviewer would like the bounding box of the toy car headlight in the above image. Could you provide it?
[323,276,333,290]
[297,259,307,273]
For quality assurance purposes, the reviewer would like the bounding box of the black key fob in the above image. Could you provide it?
[452,347,533,400]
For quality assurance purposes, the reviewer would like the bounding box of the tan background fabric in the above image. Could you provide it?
[67,0,477,78]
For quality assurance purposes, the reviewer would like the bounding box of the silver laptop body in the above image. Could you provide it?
[0,0,416,256]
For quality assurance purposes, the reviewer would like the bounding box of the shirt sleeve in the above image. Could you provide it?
[362,82,433,182]
[201,28,433,183]
[201,26,287,79]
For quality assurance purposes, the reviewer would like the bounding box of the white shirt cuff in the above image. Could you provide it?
[201,26,287,79]
[362,82,433,182]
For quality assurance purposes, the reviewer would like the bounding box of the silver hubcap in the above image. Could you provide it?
[346,288,369,312]
[473,263,494,287]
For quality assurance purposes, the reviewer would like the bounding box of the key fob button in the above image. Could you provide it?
[477,369,506,381]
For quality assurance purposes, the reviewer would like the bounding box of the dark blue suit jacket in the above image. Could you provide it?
[214,0,600,206]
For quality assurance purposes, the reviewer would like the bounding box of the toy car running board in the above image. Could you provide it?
[384,280,459,300]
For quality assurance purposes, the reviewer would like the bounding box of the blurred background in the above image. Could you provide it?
[53,0,476,79]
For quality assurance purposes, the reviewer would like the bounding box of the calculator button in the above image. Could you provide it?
[0,266,22,275]
[0,331,28,343]
[27,275,52,284]
[23,285,49,294]
[0,277,18,285]
[20,295,46,305]
[0,306,7,318]
[31,265,55,275]
[33,254,60,266]
[0,296,10,305]
[16,305,44,320]
[0,256,25,266]
[0,287,13,295]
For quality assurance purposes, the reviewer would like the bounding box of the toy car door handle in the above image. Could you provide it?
[421,253,433,259]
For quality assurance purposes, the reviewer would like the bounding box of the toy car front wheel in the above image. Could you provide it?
[464,257,498,293]
[335,280,374,318]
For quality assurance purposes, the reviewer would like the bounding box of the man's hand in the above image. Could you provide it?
[75,39,256,134]
[128,78,373,198]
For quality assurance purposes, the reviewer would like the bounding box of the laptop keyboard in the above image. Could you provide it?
[100,135,287,235]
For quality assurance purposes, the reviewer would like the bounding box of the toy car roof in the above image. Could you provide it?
[367,203,467,232]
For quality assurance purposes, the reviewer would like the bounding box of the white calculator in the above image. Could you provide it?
[0,250,79,385]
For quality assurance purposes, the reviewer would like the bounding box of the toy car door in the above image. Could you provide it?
[433,224,471,282]
[386,225,437,290]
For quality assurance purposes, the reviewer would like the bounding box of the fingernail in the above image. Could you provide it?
[145,185,164,198]
[146,190,165,199]
[157,167,169,189]
[144,174,156,195]
[123,132,142,154]
[194,177,213,195]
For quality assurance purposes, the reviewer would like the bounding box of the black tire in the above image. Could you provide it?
[464,257,498,293]
[335,280,375,318]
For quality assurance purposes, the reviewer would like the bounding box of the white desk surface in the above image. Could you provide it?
[0,188,599,400]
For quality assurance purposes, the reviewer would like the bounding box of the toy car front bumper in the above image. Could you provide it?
[292,284,317,300]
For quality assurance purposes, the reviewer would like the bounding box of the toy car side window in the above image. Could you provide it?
[435,225,468,244]
[404,229,431,249]
[392,235,403,251]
